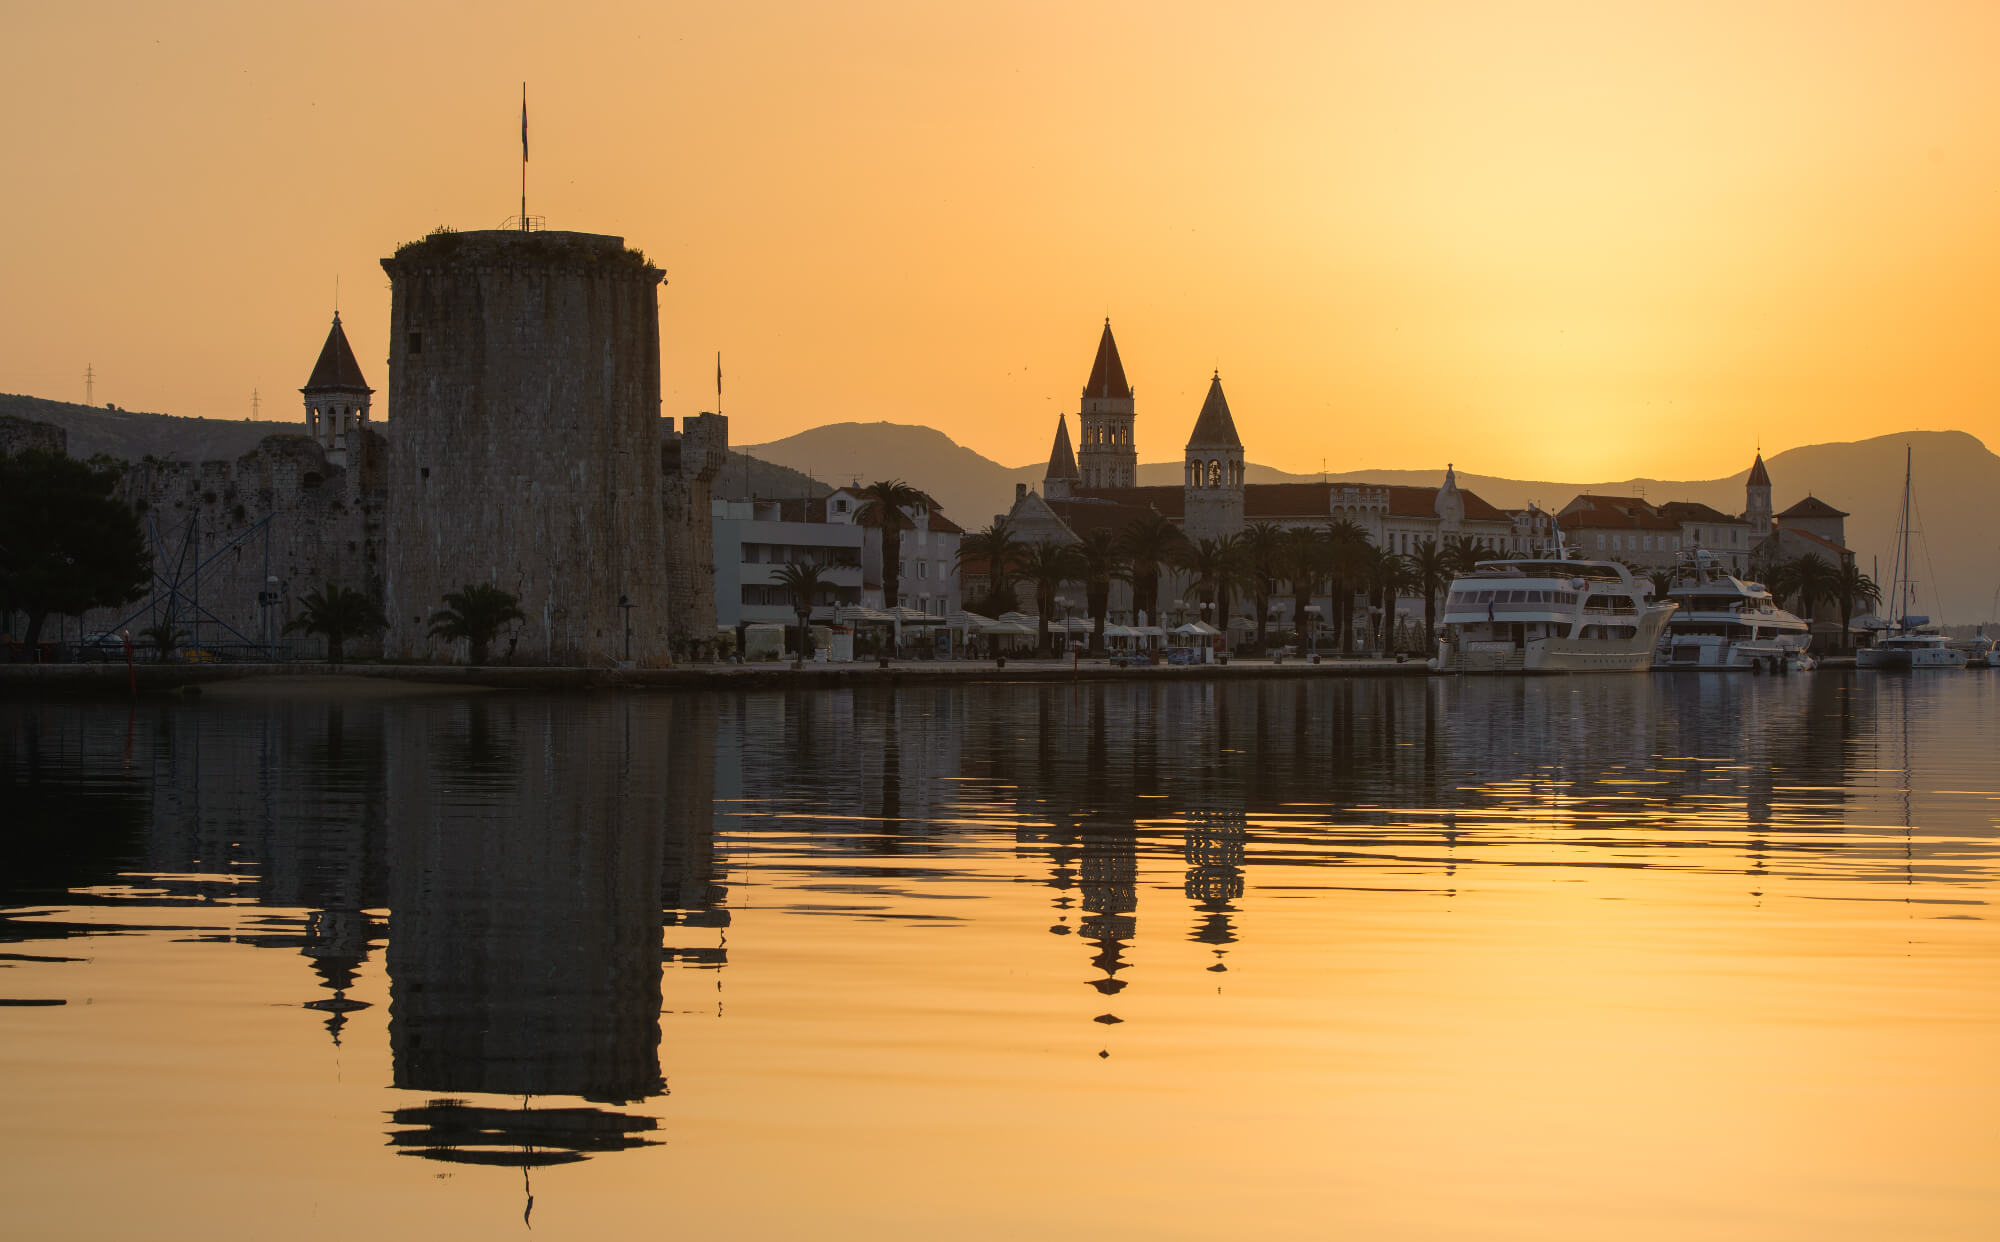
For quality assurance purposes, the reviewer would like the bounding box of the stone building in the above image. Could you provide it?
[301,313,373,471]
[379,227,722,666]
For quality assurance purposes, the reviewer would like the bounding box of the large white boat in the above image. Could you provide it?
[1432,554,1676,673]
[1652,549,1811,671]
[1857,447,1965,671]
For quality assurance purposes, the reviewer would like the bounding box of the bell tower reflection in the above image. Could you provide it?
[1183,809,1245,972]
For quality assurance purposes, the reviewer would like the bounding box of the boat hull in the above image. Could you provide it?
[1436,606,1674,674]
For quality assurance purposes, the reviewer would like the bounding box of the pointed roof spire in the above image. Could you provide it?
[1185,371,1241,449]
[1082,318,1131,401]
[1443,461,1458,489]
[1045,413,1080,480]
[1747,452,1771,488]
[302,313,372,394]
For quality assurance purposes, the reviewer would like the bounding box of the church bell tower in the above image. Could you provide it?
[301,313,373,470]
[1076,319,1137,490]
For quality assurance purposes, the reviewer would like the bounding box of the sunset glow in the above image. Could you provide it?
[3,1,1994,479]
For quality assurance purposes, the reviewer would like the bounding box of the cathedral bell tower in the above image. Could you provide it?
[1076,319,1137,490]
[301,313,373,470]
[1182,371,1244,542]
[1745,452,1773,535]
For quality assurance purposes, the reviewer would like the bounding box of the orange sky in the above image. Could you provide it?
[2,2,1995,480]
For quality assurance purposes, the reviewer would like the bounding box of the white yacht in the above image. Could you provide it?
[1857,447,1966,671]
[1432,555,1676,673]
[1653,549,1811,671]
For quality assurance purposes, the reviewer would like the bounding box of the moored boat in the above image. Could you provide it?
[1432,554,1676,673]
[1652,548,1811,672]
[1858,447,1965,671]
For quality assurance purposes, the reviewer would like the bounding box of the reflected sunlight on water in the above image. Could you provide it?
[2,673,1996,1240]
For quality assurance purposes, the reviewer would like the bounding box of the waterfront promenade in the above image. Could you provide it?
[0,655,1434,696]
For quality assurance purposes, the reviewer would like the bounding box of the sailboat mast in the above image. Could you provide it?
[1898,445,1913,629]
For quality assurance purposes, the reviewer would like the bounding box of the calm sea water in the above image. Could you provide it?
[2,673,1996,1240]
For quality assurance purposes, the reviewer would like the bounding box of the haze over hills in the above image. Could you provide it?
[742,422,2000,626]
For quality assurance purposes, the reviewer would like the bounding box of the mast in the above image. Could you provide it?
[1894,445,1913,631]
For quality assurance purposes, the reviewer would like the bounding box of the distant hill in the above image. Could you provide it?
[742,423,2000,625]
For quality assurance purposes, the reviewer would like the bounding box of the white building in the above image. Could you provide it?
[710,498,863,630]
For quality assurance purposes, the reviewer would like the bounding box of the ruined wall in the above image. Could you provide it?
[661,410,729,653]
[381,229,671,666]
[0,415,67,457]
[72,431,386,654]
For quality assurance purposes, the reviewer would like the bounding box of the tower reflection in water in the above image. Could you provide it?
[381,695,721,1171]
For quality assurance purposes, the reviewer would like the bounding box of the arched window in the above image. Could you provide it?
[1207,460,1222,488]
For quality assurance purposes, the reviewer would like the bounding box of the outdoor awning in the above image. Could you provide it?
[946,609,995,630]
[888,605,946,625]
[1172,621,1221,636]
[834,606,895,624]
[980,621,1036,636]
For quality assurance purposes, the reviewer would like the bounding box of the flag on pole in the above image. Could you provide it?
[521,85,529,163]
[716,352,722,400]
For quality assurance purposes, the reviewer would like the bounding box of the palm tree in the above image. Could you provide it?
[957,517,1024,616]
[1793,553,1835,626]
[1758,557,1801,615]
[1647,569,1674,599]
[282,584,386,665]
[139,619,182,663]
[772,561,832,666]
[1116,512,1183,627]
[1834,559,1880,647]
[1443,534,1487,574]
[1365,548,1416,654]
[1241,521,1289,651]
[1285,526,1331,650]
[1176,535,1244,644]
[858,479,926,610]
[1075,528,1125,656]
[1407,538,1451,647]
[1018,540,1083,657]
[1323,519,1372,655]
[428,583,526,665]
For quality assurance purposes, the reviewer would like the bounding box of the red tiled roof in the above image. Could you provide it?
[1778,495,1847,520]
[1782,526,1851,557]
[302,314,372,393]
[1184,373,1242,449]
[1557,497,1681,531]
[1082,319,1131,401]
[1655,500,1741,524]
[1072,485,1184,518]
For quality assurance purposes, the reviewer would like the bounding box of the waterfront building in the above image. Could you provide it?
[822,485,965,617]
[709,497,864,631]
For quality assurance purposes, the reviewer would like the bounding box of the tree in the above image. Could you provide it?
[1443,534,1488,574]
[1018,540,1083,657]
[957,517,1024,617]
[1176,535,1244,644]
[1362,547,1416,654]
[1792,554,1834,624]
[1241,521,1288,651]
[1759,558,1801,615]
[0,449,150,646]
[1116,512,1183,627]
[139,620,182,663]
[1407,538,1451,648]
[282,584,387,665]
[1285,526,1331,649]
[428,583,526,665]
[1833,559,1880,645]
[772,562,832,666]
[1075,528,1125,656]
[1322,519,1372,655]
[858,479,926,610]
[1647,569,1675,599]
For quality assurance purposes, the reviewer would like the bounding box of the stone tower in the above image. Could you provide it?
[1745,452,1773,535]
[301,313,373,470]
[1182,371,1244,542]
[380,229,672,666]
[1043,413,1080,500]
[1434,462,1465,532]
[1077,319,1137,489]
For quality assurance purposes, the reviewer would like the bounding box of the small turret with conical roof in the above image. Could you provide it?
[1077,319,1137,488]
[1043,413,1080,500]
[1183,371,1244,541]
[301,312,373,469]
[1745,452,1772,534]
[1434,462,1465,529]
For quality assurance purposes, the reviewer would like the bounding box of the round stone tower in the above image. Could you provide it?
[380,229,670,665]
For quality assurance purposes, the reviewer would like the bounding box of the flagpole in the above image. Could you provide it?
[519,83,528,230]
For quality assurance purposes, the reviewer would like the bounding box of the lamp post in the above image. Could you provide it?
[618,594,635,663]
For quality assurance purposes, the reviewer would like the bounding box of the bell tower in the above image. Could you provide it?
[1182,371,1244,542]
[301,313,373,470]
[1745,452,1772,535]
[1076,319,1137,489]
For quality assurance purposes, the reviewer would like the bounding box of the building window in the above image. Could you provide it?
[919,561,929,579]
[1596,534,1605,550]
